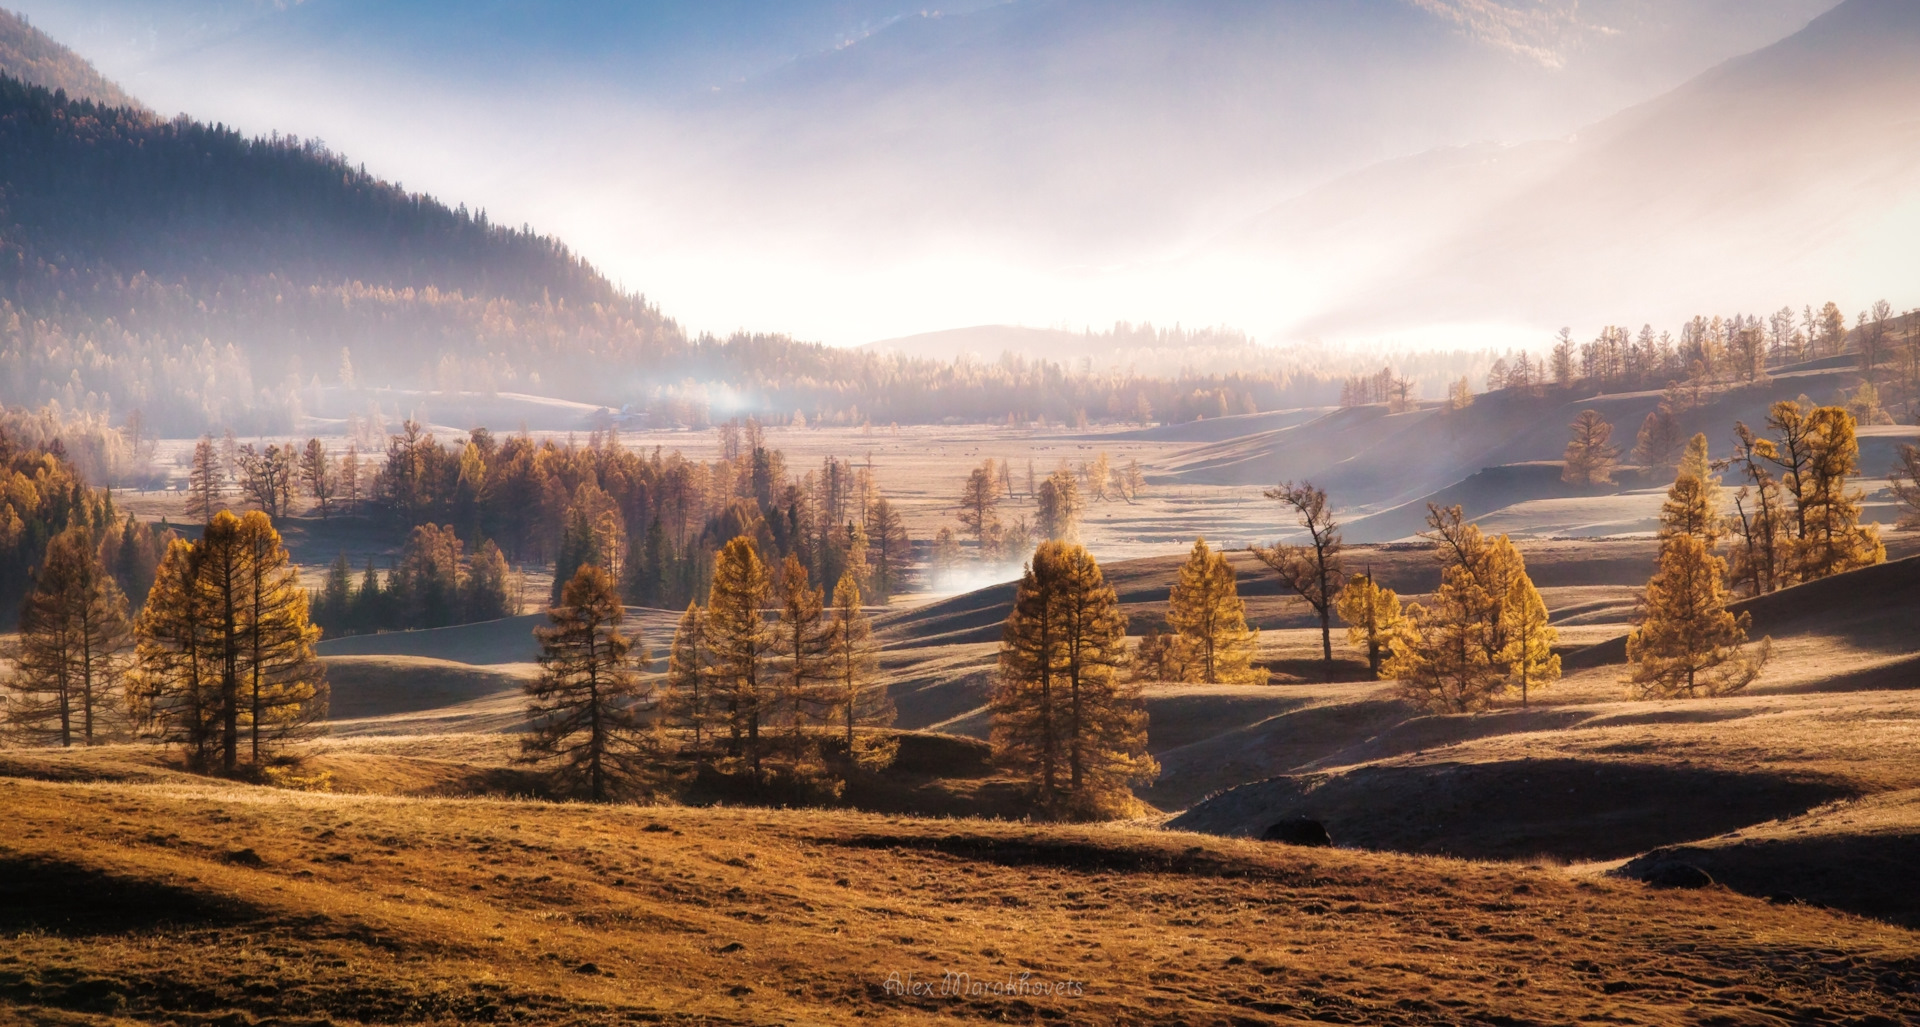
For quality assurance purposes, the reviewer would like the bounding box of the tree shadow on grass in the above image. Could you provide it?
[0,854,260,936]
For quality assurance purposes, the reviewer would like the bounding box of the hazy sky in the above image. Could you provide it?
[13,1,1851,347]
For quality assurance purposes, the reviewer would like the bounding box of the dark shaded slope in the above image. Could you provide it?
[1568,553,1920,671]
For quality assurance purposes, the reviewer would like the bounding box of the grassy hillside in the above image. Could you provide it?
[1,768,1916,1025]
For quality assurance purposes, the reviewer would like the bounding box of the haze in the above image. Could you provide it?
[17,0,1904,350]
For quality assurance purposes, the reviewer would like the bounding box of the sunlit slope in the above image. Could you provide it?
[1,771,1916,1025]
[1161,360,1918,536]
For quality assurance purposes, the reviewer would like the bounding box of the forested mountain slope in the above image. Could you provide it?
[0,73,1363,434]
[0,8,139,108]
[0,75,682,431]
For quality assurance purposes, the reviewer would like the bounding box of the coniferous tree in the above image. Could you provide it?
[187,436,225,523]
[299,439,335,517]
[1498,574,1559,707]
[1889,443,1920,529]
[1334,570,1401,679]
[705,536,773,777]
[522,565,654,801]
[772,554,831,769]
[1562,409,1620,485]
[990,541,1155,818]
[665,601,713,749]
[1792,406,1883,581]
[1631,405,1684,473]
[350,557,384,634]
[315,552,353,631]
[397,523,463,629]
[132,510,326,773]
[957,465,1001,554]
[1659,474,1724,545]
[931,527,962,584]
[1128,628,1188,683]
[1627,476,1768,698]
[234,511,326,766]
[825,572,890,757]
[1386,506,1544,713]
[866,498,911,602]
[130,539,217,763]
[1728,423,1789,596]
[462,540,513,622]
[1164,538,1265,684]
[5,525,132,745]
[1252,481,1342,670]
[1035,469,1082,543]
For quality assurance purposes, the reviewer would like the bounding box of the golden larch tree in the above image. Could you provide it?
[1793,406,1884,581]
[825,572,892,760]
[664,601,713,749]
[771,554,832,769]
[522,564,655,801]
[990,541,1155,819]
[1498,574,1559,707]
[1386,506,1547,713]
[1562,409,1620,485]
[1627,476,1769,699]
[5,525,132,746]
[705,536,774,777]
[131,510,325,774]
[1728,423,1789,596]
[1335,570,1401,679]
[1165,538,1265,685]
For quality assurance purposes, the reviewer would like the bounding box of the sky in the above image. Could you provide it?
[9,0,1860,349]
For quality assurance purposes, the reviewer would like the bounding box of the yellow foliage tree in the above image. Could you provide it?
[522,564,655,801]
[991,541,1156,819]
[1627,483,1769,699]
[705,535,773,777]
[1165,538,1266,685]
[1334,570,1400,679]
[1386,506,1552,713]
[1562,409,1620,485]
[131,510,325,775]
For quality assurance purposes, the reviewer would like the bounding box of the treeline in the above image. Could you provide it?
[0,426,171,628]
[1206,402,1889,708]
[516,544,893,802]
[1479,302,1920,417]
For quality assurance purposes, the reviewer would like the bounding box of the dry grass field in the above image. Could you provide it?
[15,410,1920,1023]
[2,768,1918,1026]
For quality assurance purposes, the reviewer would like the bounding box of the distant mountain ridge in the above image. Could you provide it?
[0,7,139,109]
[1245,0,1920,340]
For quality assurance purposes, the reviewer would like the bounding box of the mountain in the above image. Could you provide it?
[0,7,139,109]
[5,1,1839,341]
[1253,0,1920,340]
[0,74,686,431]
[0,73,1359,434]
